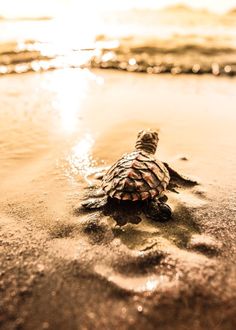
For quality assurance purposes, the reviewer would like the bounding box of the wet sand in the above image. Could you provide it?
[0,69,236,330]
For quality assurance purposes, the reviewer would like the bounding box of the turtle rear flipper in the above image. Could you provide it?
[146,199,172,222]
[81,196,108,210]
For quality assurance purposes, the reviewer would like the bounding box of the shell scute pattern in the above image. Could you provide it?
[128,170,142,180]
[102,150,170,201]
[140,192,150,200]
[124,178,136,192]
[139,170,156,188]
[134,179,150,192]
[132,160,148,170]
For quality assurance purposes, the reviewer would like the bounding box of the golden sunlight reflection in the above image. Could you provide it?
[66,131,109,185]
[49,1,106,49]
[68,133,95,183]
[49,69,103,133]
[52,75,86,133]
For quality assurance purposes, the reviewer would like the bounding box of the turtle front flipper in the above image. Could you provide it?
[163,162,198,192]
[81,196,108,210]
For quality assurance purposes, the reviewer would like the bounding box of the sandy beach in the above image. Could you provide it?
[0,69,235,329]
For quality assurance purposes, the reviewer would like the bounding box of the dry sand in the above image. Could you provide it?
[0,69,236,330]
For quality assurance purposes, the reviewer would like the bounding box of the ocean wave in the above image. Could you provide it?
[158,4,236,16]
[0,36,236,77]
[0,16,52,21]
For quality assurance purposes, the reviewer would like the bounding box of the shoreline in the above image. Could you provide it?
[0,69,236,329]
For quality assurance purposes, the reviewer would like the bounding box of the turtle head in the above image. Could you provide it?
[135,129,159,154]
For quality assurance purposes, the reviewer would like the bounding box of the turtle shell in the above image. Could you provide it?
[102,151,170,201]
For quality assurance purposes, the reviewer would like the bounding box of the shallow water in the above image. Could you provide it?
[1,70,236,189]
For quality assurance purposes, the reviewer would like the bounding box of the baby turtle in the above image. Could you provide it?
[81,129,197,222]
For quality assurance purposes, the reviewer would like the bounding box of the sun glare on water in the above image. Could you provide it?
[1,0,236,48]
[50,1,103,49]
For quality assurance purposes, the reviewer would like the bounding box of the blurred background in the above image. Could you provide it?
[1,0,236,75]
